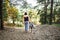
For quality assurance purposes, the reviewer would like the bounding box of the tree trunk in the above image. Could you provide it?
[13,17,15,25]
[13,19,15,25]
[44,0,49,24]
[0,0,4,30]
[49,0,53,25]
[44,1,47,24]
[54,15,55,23]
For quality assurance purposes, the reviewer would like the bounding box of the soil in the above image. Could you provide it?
[0,25,60,40]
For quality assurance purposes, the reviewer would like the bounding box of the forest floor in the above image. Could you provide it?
[0,25,60,40]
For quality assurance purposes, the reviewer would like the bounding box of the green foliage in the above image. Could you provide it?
[8,6,19,24]
[3,0,60,27]
[28,9,39,24]
[22,0,28,8]
[16,24,23,27]
[37,9,47,24]
[2,0,8,21]
[56,8,60,23]
[37,0,49,24]
[37,0,45,3]
[6,23,14,26]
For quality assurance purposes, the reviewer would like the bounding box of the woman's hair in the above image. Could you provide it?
[24,12,27,15]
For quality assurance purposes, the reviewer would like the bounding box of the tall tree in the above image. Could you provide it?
[53,4,57,23]
[44,0,47,24]
[22,0,28,9]
[0,0,4,29]
[44,0,50,24]
[49,0,53,25]
[3,0,9,21]
[37,0,50,24]
[7,6,18,25]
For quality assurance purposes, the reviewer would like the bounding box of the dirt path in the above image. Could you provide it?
[0,25,60,40]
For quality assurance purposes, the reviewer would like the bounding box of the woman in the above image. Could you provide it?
[23,12,29,32]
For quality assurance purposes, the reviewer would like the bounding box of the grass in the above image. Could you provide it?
[53,24,60,27]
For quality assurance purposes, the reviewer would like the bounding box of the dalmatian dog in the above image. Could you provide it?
[29,22,35,32]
